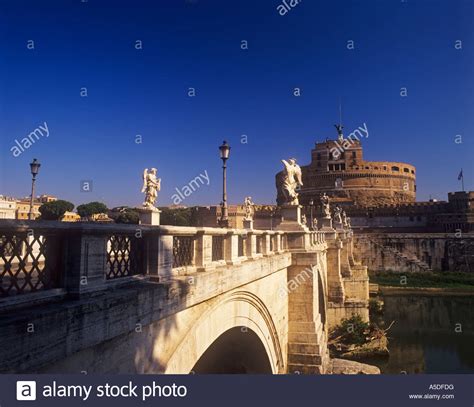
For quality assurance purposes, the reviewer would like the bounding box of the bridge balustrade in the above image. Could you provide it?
[0,220,327,308]
[0,228,60,297]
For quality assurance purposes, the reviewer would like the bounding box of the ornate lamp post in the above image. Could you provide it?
[309,199,314,230]
[218,141,231,227]
[28,158,41,220]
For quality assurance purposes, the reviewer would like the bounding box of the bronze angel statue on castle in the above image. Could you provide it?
[141,168,161,210]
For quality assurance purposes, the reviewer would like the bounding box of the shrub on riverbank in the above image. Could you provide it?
[331,316,370,346]
[369,271,474,290]
[329,316,389,360]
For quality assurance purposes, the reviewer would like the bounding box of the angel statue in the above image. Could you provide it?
[244,196,254,220]
[278,158,303,206]
[346,216,352,229]
[341,210,348,227]
[333,205,343,224]
[141,168,161,210]
[320,192,331,219]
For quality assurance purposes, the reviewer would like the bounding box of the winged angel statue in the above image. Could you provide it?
[141,168,161,210]
[279,158,303,205]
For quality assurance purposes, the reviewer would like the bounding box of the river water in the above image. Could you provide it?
[368,293,474,374]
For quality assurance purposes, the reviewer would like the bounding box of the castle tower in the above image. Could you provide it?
[276,126,417,208]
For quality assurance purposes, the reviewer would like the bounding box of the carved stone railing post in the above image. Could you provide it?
[64,231,107,297]
[225,231,239,264]
[262,232,271,255]
[246,231,257,258]
[157,234,174,281]
[274,233,282,253]
[195,231,213,271]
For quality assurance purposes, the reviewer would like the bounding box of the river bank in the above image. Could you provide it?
[369,270,474,292]
[364,292,474,373]
[378,286,474,296]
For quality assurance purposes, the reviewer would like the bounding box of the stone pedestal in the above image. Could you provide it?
[276,205,308,232]
[137,208,161,225]
[318,217,333,231]
[243,219,254,229]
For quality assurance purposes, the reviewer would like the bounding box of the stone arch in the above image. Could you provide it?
[164,291,284,374]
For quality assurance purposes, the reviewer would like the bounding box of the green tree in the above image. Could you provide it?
[115,208,140,224]
[77,201,108,218]
[38,200,74,221]
[160,207,196,226]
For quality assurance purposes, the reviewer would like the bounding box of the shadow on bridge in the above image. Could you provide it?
[191,326,272,374]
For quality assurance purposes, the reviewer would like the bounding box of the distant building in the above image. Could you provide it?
[89,213,114,223]
[0,196,17,219]
[0,194,60,220]
[15,199,41,220]
[38,194,57,203]
[194,205,278,229]
[61,211,81,222]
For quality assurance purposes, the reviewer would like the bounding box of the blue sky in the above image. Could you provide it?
[1,0,473,208]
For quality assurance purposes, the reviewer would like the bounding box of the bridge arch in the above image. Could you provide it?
[164,291,284,374]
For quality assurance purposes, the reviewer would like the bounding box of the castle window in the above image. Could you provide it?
[391,166,400,172]
[411,170,415,174]
[404,168,409,173]
[329,164,334,171]
[352,151,356,158]
[374,166,379,170]
[383,166,387,170]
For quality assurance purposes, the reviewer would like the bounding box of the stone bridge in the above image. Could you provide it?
[0,220,369,374]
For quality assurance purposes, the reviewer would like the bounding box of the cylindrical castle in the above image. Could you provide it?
[276,131,416,208]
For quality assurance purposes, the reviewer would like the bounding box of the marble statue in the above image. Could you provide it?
[320,192,331,219]
[342,210,348,227]
[333,205,343,224]
[301,213,307,226]
[141,168,161,210]
[244,196,254,220]
[278,158,303,206]
[312,218,318,230]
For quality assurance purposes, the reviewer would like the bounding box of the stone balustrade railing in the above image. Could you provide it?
[0,220,326,306]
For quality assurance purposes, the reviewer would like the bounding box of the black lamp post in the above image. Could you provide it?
[309,199,314,230]
[218,141,231,227]
[29,158,41,220]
